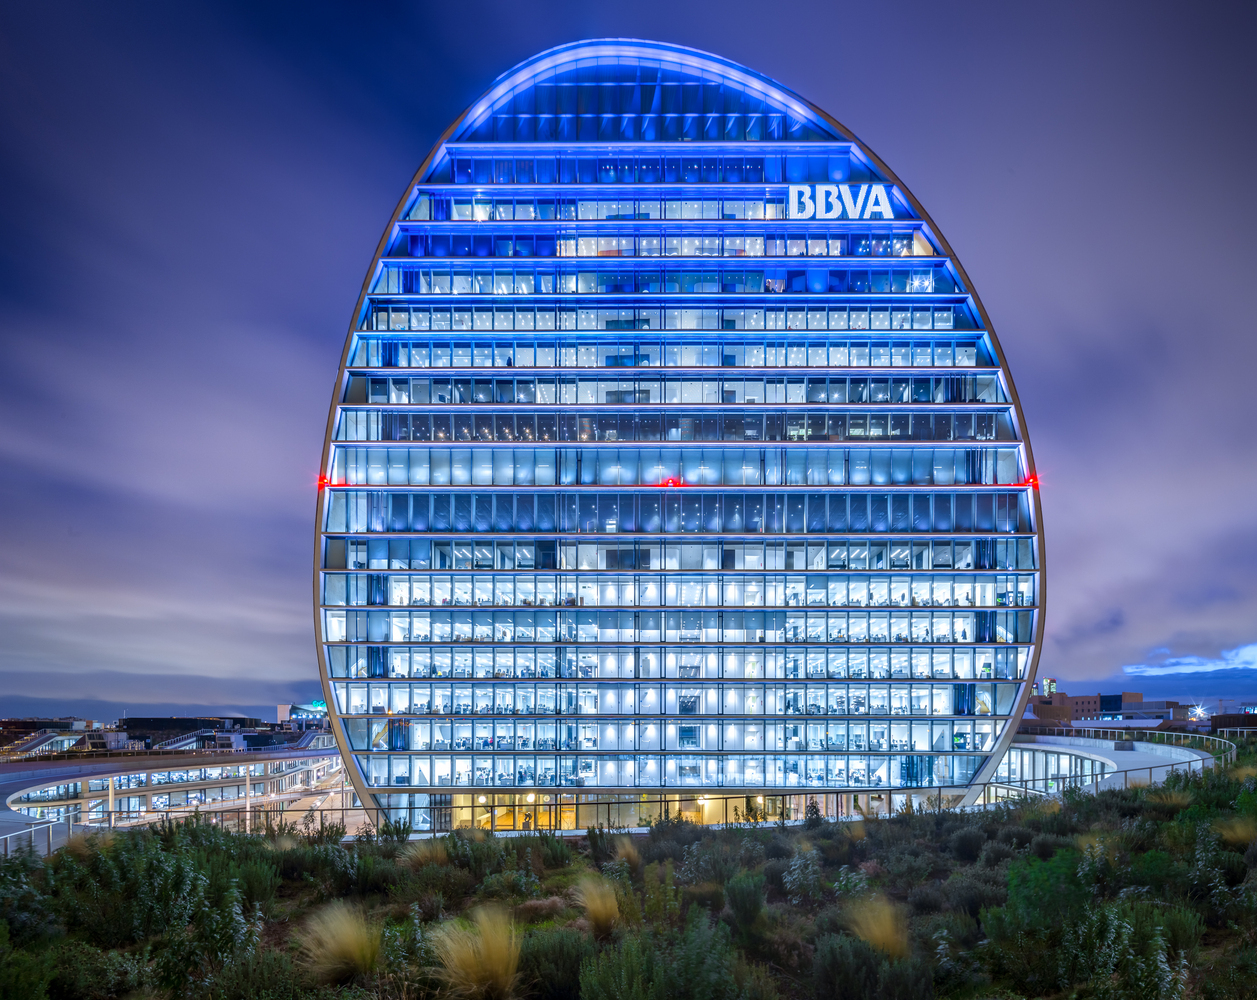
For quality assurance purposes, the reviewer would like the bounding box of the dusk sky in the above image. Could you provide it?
[1,1,1254,720]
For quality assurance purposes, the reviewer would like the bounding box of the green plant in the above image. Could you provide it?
[377,816,414,844]
[948,826,986,863]
[782,847,824,905]
[681,882,725,913]
[586,825,614,865]
[0,920,54,1000]
[518,927,593,1000]
[47,938,149,999]
[813,934,880,1000]
[642,861,681,927]
[725,871,765,932]
[804,798,823,830]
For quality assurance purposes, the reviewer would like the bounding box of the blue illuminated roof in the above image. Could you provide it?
[444,39,850,145]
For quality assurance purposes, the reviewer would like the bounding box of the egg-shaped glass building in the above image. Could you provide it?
[315,39,1044,832]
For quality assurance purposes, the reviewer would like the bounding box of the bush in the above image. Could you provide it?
[814,934,878,1000]
[581,915,741,1000]
[682,883,725,914]
[725,872,765,932]
[1029,833,1069,860]
[519,927,593,1000]
[0,922,55,1000]
[998,825,1034,849]
[948,826,986,863]
[906,884,945,914]
[783,849,825,905]
[47,939,149,1000]
[766,835,793,860]
[762,859,788,891]
[980,841,1016,867]
[942,868,1007,919]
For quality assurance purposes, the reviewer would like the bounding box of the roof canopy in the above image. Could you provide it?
[449,39,849,145]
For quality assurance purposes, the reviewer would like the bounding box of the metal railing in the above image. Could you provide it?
[18,728,1244,845]
[0,811,78,857]
[0,732,336,766]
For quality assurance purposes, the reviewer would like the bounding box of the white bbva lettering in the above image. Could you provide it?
[788,184,815,219]
[838,184,867,220]
[815,184,841,219]
[789,184,895,220]
[863,184,894,220]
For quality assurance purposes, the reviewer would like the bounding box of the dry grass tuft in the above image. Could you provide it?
[844,896,908,958]
[61,830,114,861]
[1230,764,1257,781]
[613,835,640,869]
[399,838,450,868]
[433,906,520,1000]
[1215,816,1257,847]
[572,875,620,940]
[846,820,866,842]
[300,902,383,984]
[1147,789,1194,811]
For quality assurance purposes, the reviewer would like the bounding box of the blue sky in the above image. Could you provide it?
[0,1,1254,719]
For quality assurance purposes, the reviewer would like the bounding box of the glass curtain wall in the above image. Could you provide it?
[315,40,1043,831]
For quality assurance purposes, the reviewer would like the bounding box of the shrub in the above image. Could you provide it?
[725,871,765,932]
[518,927,593,1000]
[783,848,825,905]
[642,862,681,926]
[582,914,743,1000]
[682,883,725,913]
[572,875,619,940]
[47,939,149,1000]
[580,933,661,1000]
[481,867,541,900]
[762,859,788,890]
[433,906,520,1000]
[299,901,383,984]
[948,826,986,863]
[813,934,880,1000]
[586,826,614,866]
[766,835,793,860]
[942,868,1007,919]
[236,859,281,914]
[831,865,871,898]
[980,841,1016,867]
[1029,832,1069,860]
[805,798,824,830]
[0,922,54,1000]
[998,825,1034,849]
[647,815,704,848]
[907,884,945,914]
[678,841,739,886]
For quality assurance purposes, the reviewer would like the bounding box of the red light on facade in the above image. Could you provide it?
[663,478,685,487]
[317,476,329,491]
[1023,475,1040,490]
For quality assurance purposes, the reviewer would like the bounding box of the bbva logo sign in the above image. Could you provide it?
[788,184,896,220]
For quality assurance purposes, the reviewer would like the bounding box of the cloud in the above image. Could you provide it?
[1124,643,1257,677]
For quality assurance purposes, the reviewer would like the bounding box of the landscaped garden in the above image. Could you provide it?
[5,750,1257,1000]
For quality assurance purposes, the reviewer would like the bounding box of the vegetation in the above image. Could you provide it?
[4,747,1257,998]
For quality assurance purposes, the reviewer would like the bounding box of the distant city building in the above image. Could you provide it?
[315,39,1045,831]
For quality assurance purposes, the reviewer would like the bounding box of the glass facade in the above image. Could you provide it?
[315,40,1043,831]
